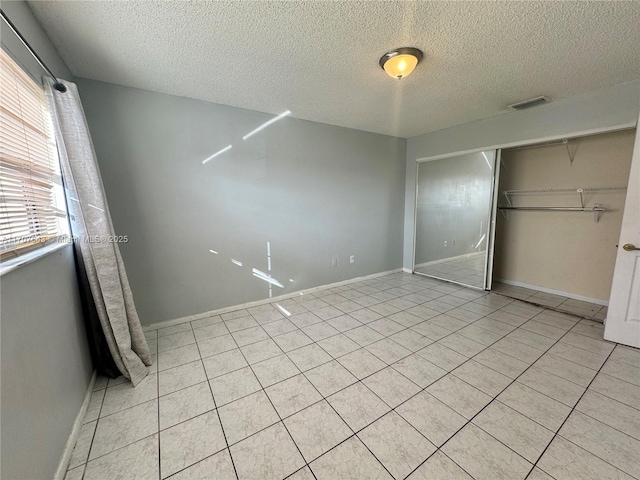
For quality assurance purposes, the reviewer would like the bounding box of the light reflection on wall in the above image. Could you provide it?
[208,240,290,301]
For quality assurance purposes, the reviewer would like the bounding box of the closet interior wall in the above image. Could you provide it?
[493,129,635,305]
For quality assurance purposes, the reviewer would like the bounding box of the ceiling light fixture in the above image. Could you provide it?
[379,47,423,80]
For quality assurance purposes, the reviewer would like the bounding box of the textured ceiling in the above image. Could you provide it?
[27,1,640,138]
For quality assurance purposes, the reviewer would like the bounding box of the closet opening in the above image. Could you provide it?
[491,129,636,321]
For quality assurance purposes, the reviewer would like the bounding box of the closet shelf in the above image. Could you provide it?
[499,186,627,223]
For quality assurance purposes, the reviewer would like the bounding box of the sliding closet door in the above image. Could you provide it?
[413,150,498,289]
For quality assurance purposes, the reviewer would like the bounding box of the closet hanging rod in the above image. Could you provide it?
[503,186,627,195]
[0,8,67,92]
[498,206,606,212]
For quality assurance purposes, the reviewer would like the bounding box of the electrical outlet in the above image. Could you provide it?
[350,255,355,264]
[332,258,338,267]
[443,240,447,247]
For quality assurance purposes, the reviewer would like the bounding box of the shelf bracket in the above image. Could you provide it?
[594,203,602,223]
[577,188,584,208]
[501,192,511,219]
[564,139,576,165]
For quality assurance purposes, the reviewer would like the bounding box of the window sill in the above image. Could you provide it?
[0,241,72,277]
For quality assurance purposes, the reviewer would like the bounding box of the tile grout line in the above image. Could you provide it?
[80,377,108,480]
[191,323,241,480]
[274,291,523,478]
[527,344,631,480]
[219,275,458,475]
[156,344,162,480]
[150,285,556,441]
[576,371,640,410]
[400,307,596,480]
[84,279,476,477]
[142,327,237,478]
[86,273,627,479]
[432,311,626,479]
[70,274,437,476]
[279,333,398,479]
[155,275,474,339]
[223,323,320,480]
[99,302,536,424]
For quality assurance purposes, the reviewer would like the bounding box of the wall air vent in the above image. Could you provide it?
[508,96,550,110]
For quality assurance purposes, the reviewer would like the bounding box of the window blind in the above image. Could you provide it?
[0,48,67,260]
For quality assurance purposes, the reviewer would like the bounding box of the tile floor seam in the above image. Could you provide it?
[324,413,396,479]
[74,301,570,478]
[402,310,599,480]
[525,351,598,378]
[282,465,315,480]
[583,372,640,410]
[278,331,429,477]
[555,333,617,352]
[488,397,562,436]
[78,432,161,473]
[157,348,161,480]
[435,449,481,480]
[356,415,435,480]
[158,445,229,480]
[84,273,633,480]
[158,452,220,480]
[551,435,638,480]
[81,381,107,479]
[303,310,527,477]
[469,398,555,436]
[193,328,241,480]
[152,281,479,338]
[528,345,618,479]
[229,326,317,480]
[509,377,582,409]
[94,360,540,442]
[575,389,640,423]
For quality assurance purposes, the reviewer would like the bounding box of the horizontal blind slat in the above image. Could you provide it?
[0,48,66,258]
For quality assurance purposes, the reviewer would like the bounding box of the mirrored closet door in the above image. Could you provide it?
[413,150,499,289]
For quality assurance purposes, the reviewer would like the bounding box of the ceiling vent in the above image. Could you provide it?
[508,96,550,110]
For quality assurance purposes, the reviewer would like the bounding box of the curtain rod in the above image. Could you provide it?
[1,8,67,92]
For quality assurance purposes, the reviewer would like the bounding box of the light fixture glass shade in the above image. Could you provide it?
[379,47,423,80]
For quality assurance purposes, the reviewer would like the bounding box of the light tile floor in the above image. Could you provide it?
[68,272,639,480]
[414,253,606,322]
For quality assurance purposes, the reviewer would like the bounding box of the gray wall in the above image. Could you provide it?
[404,80,640,269]
[76,79,407,325]
[1,2,92,479]
[1,247,92,480]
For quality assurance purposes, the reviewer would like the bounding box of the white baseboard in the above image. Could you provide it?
[495,278,608,307]
[53,370,96,480]
[402,267,413,273]
[143,268,404,331]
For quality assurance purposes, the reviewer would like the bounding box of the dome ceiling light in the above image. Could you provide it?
[379,47,423,80]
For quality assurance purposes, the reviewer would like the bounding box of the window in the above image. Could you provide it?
[0,48,68,261]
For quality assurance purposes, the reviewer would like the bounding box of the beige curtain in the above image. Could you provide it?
[45,78,151,386]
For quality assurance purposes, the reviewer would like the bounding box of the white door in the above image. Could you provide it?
[604,120,640,347]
